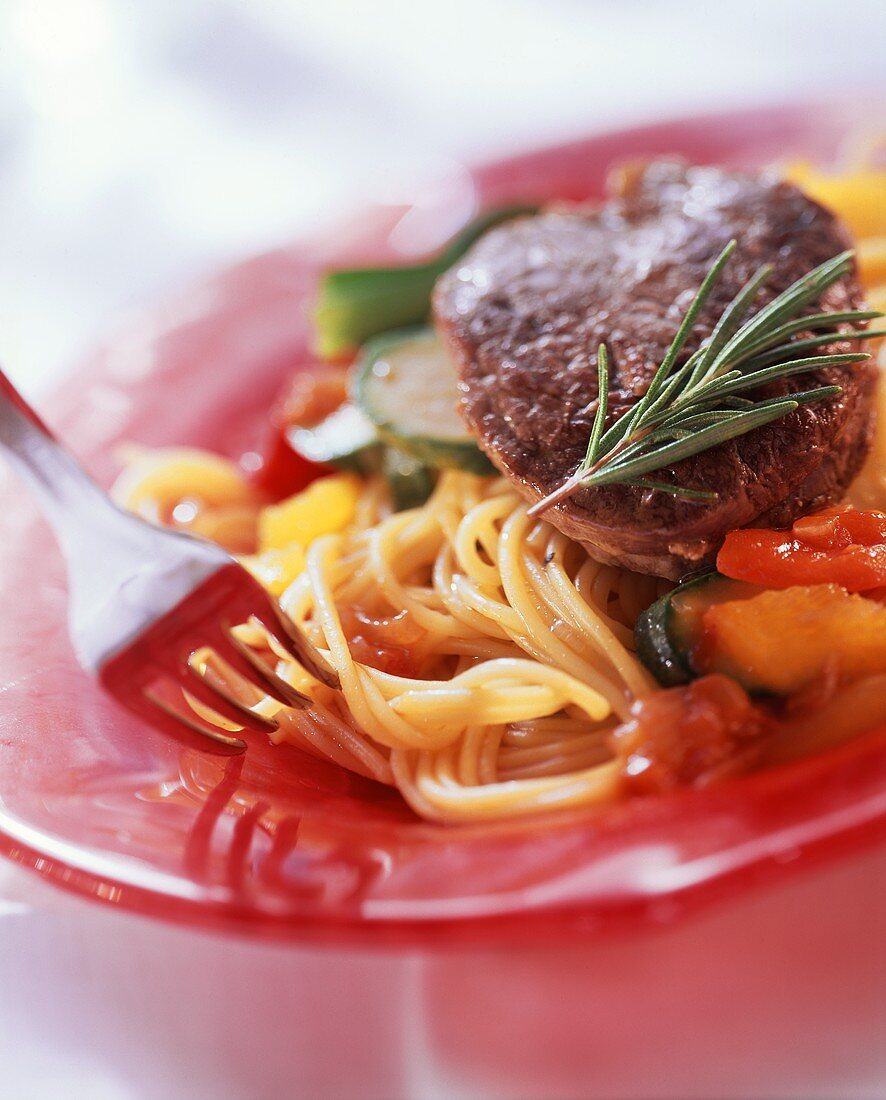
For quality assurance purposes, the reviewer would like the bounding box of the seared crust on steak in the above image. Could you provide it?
[432,162,876,578]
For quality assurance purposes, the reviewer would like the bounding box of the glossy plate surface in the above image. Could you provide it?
[1,99,885,943]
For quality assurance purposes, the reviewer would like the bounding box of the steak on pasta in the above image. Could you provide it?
[432,161,876,579]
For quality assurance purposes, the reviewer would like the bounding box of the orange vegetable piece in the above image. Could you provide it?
[785,164,886,239]
[858,236,886,287]
[279,363,350,429]
[867,282,886,316]
[717,508,886,592]
[699,584,886,694]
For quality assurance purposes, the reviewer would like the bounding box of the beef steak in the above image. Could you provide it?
[432,161,876,578]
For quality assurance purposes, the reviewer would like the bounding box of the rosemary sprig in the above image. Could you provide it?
[528,241,882,516]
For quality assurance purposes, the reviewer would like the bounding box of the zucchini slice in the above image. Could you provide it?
[354,327,494,474]
[635,572,761,688]
[383,449,436,512]
[286,402,382,474]
[314,204,538,357]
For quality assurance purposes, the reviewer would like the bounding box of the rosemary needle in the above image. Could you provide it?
[529,242,882,516]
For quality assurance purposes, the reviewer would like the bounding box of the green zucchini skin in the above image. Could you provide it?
[634,586,697,688]
[314,204,538,357]
[354,326,495,475]
[376,426,495,476]
[634,572,759,688]
[382,449,436,512]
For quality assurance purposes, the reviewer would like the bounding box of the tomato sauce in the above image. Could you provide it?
[338,608,425,678]
[610,675,773,795]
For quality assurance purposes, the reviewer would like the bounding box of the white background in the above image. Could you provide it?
[0,3,884,1097]
[0,0,883,397]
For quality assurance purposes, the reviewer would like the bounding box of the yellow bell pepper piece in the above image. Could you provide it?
[866,283,886,317]
[858,237,886,288]
[258,474,361,552]
[786,163,886,240]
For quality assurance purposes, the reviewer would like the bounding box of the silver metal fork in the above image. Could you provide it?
[0,368,338,752]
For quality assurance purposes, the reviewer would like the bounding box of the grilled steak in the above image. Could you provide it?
[433,161,876,578]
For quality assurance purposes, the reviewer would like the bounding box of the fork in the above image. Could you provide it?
[0,368,338,752]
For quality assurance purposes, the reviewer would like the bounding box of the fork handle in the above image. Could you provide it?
[0,368,113,549]
[0,369,55,435]
[0,367,233,670]
[0,369,56,437]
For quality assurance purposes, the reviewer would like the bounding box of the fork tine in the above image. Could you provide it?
[142,683,247,752]
[220,625,312,709]
[258,600,341,689]
[183,657,280,734]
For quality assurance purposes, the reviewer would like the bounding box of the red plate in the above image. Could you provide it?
[1,99,885,944]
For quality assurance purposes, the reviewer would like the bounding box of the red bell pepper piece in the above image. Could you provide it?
[717,507,886,592]
[250,359,352,499]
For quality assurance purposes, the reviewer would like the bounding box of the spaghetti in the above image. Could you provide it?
[118,460,668,821]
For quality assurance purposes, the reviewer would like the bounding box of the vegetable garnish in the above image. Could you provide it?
[633,572,761,688]
[354,326,494,474]
[315,204,538,357]
[697,584,886,695]
[717,507,886,592]
[529,243,883,516]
